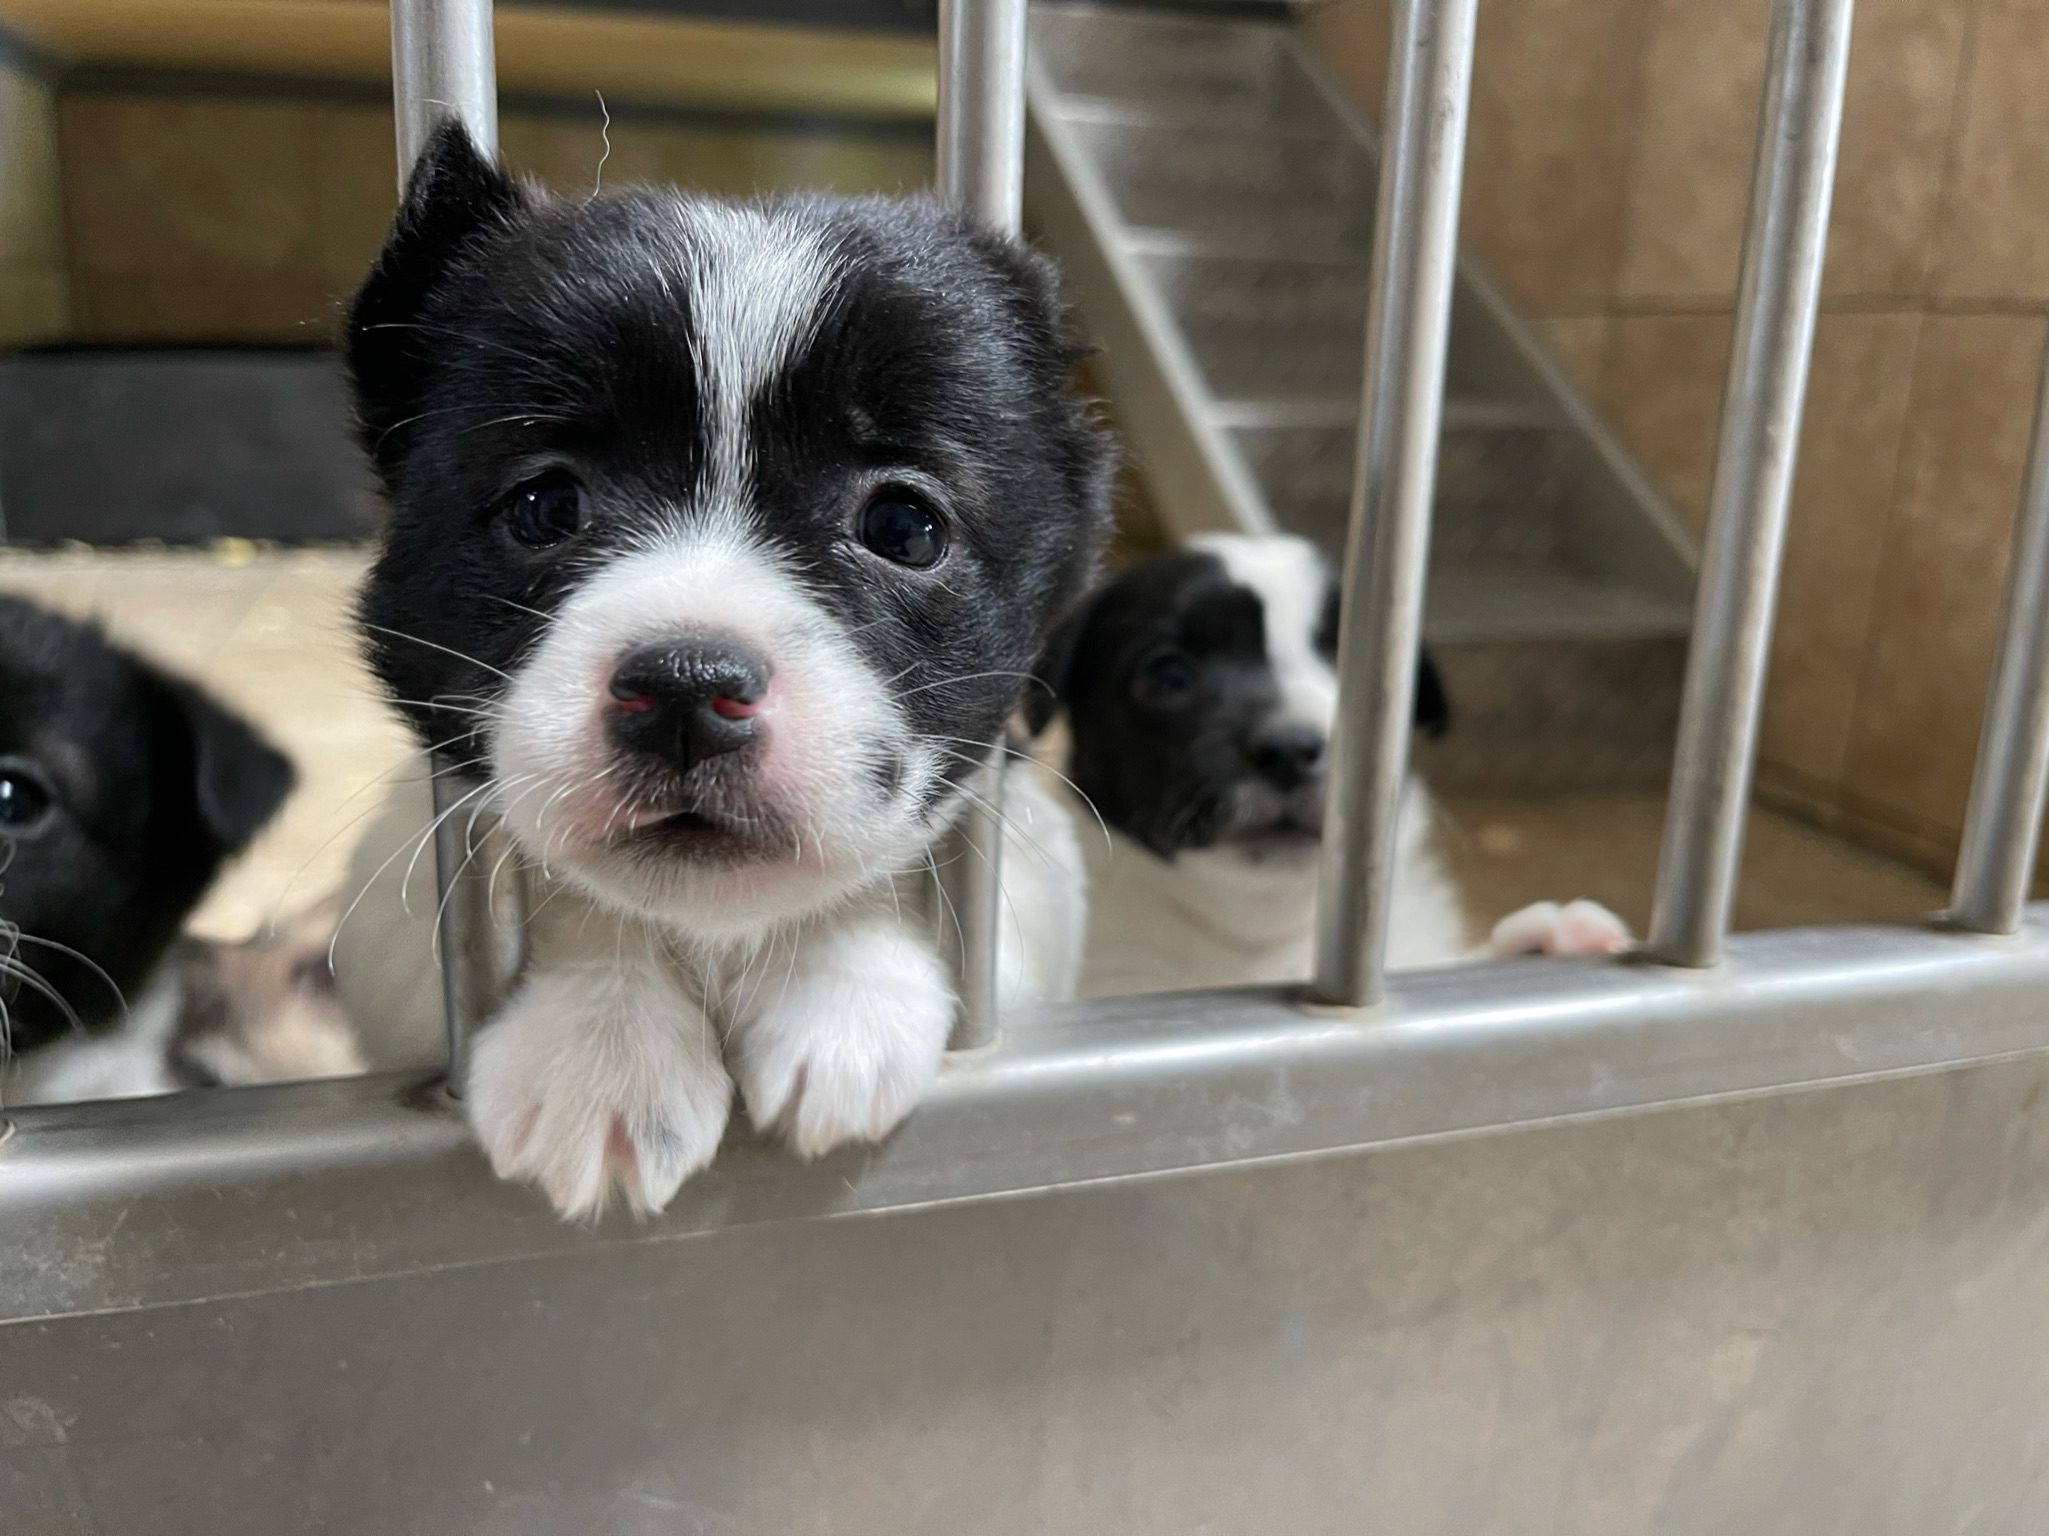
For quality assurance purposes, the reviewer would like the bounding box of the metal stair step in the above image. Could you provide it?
[1208,396,1555,432]
[1065,117,1373,250]
[1425,570,1694,644]
[1031,4,1326,129]
[1120,227,1373,263]
[1023,2,1701,793]
[1040,93,1342,136]
[1136,248,1515,400]
[1232,419,1583,575]
[1415,633,1686,791]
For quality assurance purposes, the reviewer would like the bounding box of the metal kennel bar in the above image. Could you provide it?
[937,0,1028,236]
[1311,0,1479,1008]
[392,0,519,1081]
[391,0,498,173]
[934,0,1029,1049]
[1950,350,2049,935]
[1645,0,1854,968]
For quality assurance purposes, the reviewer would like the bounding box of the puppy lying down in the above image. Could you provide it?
[1034,534,1630,998]
[342,125,1111,1217]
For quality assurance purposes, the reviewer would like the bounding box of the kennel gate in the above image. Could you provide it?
[9,1,2049,1530]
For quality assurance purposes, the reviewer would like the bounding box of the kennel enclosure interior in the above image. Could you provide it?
[9,1,2049,1531]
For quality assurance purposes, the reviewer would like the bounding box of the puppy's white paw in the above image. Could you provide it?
[466,957,731,1220]
[1487,899,1634,959]
[729,916,954,1160]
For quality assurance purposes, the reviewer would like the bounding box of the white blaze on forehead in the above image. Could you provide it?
[677,203,840,502]
[1192,532,1338,732]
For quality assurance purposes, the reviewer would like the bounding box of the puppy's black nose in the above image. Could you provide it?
[608,638,770,772]
[1249,722,1327,791]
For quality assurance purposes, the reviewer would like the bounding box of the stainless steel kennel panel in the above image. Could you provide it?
[11,0,2049,1530]
[11,921,2049,1533]
[11,1053,2049,1535]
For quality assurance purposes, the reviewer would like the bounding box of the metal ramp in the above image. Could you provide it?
[1025,1,1700,789]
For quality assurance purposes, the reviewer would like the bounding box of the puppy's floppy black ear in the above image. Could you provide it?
[1414,648,1452,740]
[170,681,297,853]
[976,235,1089,368]
[346,120,530,477]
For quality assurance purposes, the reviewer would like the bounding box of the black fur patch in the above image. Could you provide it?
[347,123,1114,790]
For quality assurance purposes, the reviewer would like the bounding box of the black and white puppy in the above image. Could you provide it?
[345,124,1111,1217]
[1037,534,1629,997]
[0,594,338,1101]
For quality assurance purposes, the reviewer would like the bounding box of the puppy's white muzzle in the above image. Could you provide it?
[489,521,944,938]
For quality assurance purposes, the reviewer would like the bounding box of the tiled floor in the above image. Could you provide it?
[1439,791,1946,937]
[0,549,1948,949]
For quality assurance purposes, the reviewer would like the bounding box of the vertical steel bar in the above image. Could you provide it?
[391,0,513,1081]
[1646,0,1853,968]
[1310,0,1479,1008]
[427,780,525,1085]
[391,0,498,176]
[937,0,1029,234]
[1950,353,2049,934]
[936,0,1028,1048]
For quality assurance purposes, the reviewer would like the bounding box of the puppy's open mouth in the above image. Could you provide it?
[644,808,723,836]
[614,800,774,860]
[1227,814,1323,858]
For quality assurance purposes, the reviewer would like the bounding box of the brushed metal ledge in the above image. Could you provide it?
[6,913,2049,1324]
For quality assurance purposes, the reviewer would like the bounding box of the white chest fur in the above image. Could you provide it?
[1077,781,1471,998]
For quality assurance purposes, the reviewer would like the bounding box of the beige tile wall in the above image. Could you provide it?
[0,58,69,344]
[1305,0,2048,882]
[53,87,933,344]
[29,10,2049,883]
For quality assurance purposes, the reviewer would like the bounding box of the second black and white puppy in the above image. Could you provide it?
[0,594,358,1102]
[1036,534,1629,997]
[345,125,1111,1217]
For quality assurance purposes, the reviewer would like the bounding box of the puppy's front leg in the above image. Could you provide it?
[727,901,955,1159]
[466,932,731,1220]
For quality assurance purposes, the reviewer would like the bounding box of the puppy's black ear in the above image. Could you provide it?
[963,224,1083,366]
[347,120,530,478]
[171,681,297,853]
[1414,648,1452,740]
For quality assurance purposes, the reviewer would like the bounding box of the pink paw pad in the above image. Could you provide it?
[1487,899,1634,959]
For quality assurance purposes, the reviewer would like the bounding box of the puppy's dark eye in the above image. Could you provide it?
[0,769,50,829]
[503,471,587,549]
[858,490,946,569]
[1134,650,1197,709]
